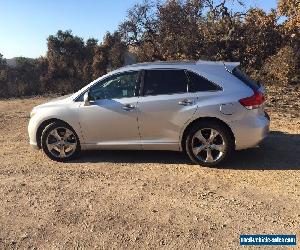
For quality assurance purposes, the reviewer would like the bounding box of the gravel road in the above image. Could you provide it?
[0,87,299,249]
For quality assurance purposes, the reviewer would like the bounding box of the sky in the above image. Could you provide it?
[0,0,278,59]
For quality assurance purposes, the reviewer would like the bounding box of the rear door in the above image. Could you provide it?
[137,69,198,150]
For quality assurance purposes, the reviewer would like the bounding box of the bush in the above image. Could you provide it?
[261,46,299,85]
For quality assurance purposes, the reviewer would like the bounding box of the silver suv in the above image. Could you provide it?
[28,61,270,166]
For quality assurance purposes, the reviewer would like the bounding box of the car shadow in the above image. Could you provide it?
[74,131,300,170]
[76,149,189,164]
[220,131,300,170]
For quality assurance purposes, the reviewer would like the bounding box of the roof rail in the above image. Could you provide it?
[196,60,225,65]
[118,60,196,70]
[196,60,240,72]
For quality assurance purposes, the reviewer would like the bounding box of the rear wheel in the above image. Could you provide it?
[185,121,234,166]
[41,121,80,162]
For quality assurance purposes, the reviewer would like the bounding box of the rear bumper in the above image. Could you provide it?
[231,111,270,150]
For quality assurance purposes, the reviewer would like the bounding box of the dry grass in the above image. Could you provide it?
[0,86,299,249]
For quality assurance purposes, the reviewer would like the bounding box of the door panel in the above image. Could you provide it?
[78,97,141,149]
[137,93,198,149]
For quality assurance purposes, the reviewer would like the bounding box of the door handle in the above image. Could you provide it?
[178,99,193,106]
[122,104,135,111]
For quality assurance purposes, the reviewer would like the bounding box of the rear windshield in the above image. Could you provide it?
[232,67,260,90]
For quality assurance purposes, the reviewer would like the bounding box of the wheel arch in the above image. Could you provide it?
[36,118,76,149]
[181,116,236,152]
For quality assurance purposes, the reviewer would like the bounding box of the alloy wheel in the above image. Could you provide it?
[191,128,226,163]
[46,127,77,159]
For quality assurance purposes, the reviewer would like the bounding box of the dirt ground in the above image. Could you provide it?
[0,85,299,249]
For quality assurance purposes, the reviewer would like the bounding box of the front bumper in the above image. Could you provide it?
[30,143,39,150]
[28,115,40,150]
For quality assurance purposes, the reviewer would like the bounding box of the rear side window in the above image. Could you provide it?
[143,70,188,96]
[232,67,260,90]
[186,71,221,92]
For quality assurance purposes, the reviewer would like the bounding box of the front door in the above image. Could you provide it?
[78,71,141,149]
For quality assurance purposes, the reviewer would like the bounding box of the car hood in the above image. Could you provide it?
[33,94,74,110]
[47,93,73,103]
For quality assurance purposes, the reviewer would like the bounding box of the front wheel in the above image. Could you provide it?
[185,121,234,167]
[41,121,80,162]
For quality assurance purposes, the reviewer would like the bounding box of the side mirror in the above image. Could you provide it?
[83,91,90,106]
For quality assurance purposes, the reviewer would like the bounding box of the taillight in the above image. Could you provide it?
[239,91,265,110]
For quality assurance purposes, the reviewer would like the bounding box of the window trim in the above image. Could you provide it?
[74,70,142,102]
[140,68,189,97]
[74,67,223,102]
[139,69,145,97]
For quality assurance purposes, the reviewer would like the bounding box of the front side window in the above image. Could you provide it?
[186,71,221,92]
[89,71,140,100]
[143,69,188,96]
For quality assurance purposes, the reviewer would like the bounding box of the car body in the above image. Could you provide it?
[28,60,270,165]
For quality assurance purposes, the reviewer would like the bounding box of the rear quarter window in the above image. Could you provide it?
[186,71,221,92]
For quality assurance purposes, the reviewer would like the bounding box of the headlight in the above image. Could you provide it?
[30,109,36,118]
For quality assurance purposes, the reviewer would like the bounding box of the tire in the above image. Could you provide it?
[185,121,234,167]
[41,121,81,162]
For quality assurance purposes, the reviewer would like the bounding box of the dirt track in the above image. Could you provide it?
[0,87,299,249]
